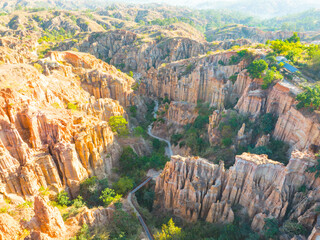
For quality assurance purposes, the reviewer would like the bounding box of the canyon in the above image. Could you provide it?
[0,4,319,240]
[155,152,320,234]
[0,50,134,202]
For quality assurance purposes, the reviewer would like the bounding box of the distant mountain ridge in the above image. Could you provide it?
[1,0,320,19]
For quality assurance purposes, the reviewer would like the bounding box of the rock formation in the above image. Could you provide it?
[208,110,222,145]
[0,213,22,240]
[141,51,246,109]
[58,29,250,74]
[0,51,134,199]
[273,107,320,150]
[205,24,313,43]
[27,196,66,239]
[155,152,320,232]
[165,101,198,127]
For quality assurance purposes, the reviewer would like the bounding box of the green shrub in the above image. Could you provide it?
[154,219,182,240]
[250,138,289,165]
[72,196,85,209]
[287,32,300,43]
[260,113,277,134]
[282,221,306,236]
[128,71,133,77]
[218,60,225,66]
[136,189,155,211]
[112,177,134,195]
[99,188,122,206]
[296,85,320,111]
[229,55,241,65]
[118,147,168,182]
[229,74,238,84]
[307,158,320,178]
[171,134,183,145]
[206,51,213,56]
[262,68,283,89]
[79,177,108,207]
[39,186,49,196]
[250,146,273,156]
[237,49,249,58]
[67,102,78,110]
[222,137,232,147]
[57,190,71,206]
[193,115,209,129]
[247,59,268,79]
[133,126,145,136]
[129,105,137,117]
[108,208,140,239]
[221,125,233,139]
[71,224,90,240]
[108,116,129,136]
[163,96,170,104]
[183,63,195,75]
[33,63,44,73]
[263,218,280,239]
[297,184,307,193]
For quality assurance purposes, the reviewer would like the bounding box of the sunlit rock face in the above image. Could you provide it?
[155,151,320,232]
[0,51,136,199]
[141,51,246,110]
[60,29,250,74]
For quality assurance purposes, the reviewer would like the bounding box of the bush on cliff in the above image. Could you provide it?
[247,59,268,79]
[99,188,122,206]
[79,176,109,207]
[296,85,320,111]
[57,190,71,206]
[262,67,283,89]
[307,158,320,178]
[263,218,280,239]
[282,220,307,236]
[249,138,289,165]
[260,113,277,134]
[108,115,129,136]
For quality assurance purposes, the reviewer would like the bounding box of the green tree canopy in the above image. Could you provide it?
[287,32,300,43]
[296,85,320,110]
[247,59,268,79]
[108,116,129,135]
[262,67,283,89]
[154,218,182,240]
[113,177,134,195]
[57,190,71,206]
[99,188,122,206]
[263,218,280,239]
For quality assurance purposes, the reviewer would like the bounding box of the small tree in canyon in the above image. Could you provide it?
[109,115,129,136]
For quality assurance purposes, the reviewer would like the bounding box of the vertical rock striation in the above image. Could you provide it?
[155,151,319,232]
[0,51,133,199]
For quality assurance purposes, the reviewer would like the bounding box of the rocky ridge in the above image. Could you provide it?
[0,50,134,201]
[155,152,320,236]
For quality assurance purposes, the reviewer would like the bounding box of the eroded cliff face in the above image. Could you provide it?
[155,152,320,232]
[205,25,311,43]
[57,29,251,74]
[47,51,135,107]
[141,51,247,110]
[0,51,134,200]
[19,195,115,239]
[165,101,198,127]
[234,77,320,151]
[273,107,320,150]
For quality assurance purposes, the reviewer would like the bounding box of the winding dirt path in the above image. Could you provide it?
[127,99,173,240]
